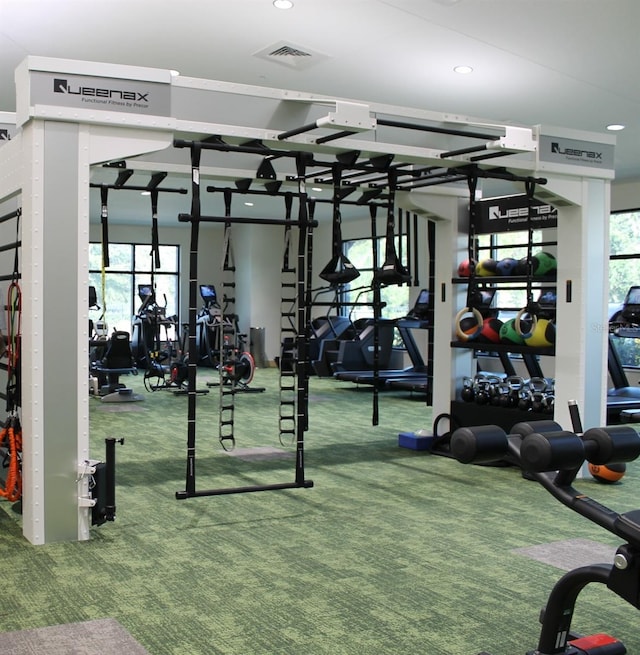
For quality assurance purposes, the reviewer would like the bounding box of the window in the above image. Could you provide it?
[609,209,640,367]
[342,236,411,322]
[89,242,180,337]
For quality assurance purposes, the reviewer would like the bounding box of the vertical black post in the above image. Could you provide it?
[183,144,201,497]
[370,203,380,426]
[295,154,309,485]
[413,213,419,286]
[426,219,436,405]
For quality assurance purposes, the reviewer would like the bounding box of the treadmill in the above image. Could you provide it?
[607,286,640,422]
[333,289,432,388]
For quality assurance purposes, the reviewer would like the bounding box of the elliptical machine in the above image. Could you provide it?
[450,407,640,655]
[131,284,179,391]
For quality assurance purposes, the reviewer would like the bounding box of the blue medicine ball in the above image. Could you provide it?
[496,257,518,276]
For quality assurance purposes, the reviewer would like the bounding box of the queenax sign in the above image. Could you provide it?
[474,195,558,234]
[29,71,171,116]
[539,134,615,170]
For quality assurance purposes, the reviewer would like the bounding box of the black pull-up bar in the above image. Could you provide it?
[178,213,317,228]
[376,117,499,141]
[89,183,187,194]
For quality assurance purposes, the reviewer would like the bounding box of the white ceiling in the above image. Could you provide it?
[2,0,639,225]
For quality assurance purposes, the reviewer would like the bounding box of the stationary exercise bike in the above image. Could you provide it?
[196,284,263,392]
[450,407,640,655]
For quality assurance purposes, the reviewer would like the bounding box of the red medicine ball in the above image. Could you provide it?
[458,259,475,277]
[476,317,503,344]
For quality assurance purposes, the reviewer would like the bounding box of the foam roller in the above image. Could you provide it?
[582,426,640,465]
[450,425,509,464]
[520,431,584,472]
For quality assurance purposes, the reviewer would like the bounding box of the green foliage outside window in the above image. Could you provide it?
[610,210,640,367]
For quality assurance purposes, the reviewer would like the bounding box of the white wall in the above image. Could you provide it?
[612,180,640,211]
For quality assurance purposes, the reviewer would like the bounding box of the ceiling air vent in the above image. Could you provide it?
[269,45,312,58]
[254,41,330,70]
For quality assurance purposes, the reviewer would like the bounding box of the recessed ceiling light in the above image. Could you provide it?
[453,65,474,75]
[273,0,294,8]
[170,70,180,77]
[141,191,151,196]
[244,202,254,207]
[311,187,323,192]
[607,124,625,131]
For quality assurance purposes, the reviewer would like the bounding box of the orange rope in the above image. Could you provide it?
[0,420,22,502]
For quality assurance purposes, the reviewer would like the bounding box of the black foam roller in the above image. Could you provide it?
[520,431,584,472]
[450,425,508,464]
[583,426,640,465]
[511,420,562,438]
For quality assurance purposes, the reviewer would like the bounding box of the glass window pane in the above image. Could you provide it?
[89,271,134,335]
[134,244,153,272]
[105,243,132,271]
[610,211,640,256]
[609,259,640,306]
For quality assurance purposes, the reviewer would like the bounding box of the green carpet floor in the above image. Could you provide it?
[1,368,639,655]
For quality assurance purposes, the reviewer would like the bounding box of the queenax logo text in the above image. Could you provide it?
[53,78,149,107]
[551,141,602,160]
[489,204,555,221]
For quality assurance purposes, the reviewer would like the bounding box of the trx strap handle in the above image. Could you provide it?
[374,169,411,286]
[150,189,161,270]
[455,175,486,342]
[100,186,110,268]
[319,165,360,285]
[515,180,539,338]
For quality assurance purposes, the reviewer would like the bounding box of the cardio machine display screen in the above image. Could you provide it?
[138,285,154,302]
[624,286,640,306]
[200,285,217,302]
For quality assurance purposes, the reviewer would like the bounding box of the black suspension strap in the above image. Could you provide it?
[374,169,411,286]
[454,175,484,341]
[184,143,202,497]
[515,180,539,338]
[218,188,237,451]
[413,212,420,286]
[279,191,298,445]
[100,186,110,268]
[319,166,360,285]
[99,186,110,327]
[150,188,161,270]
[294,153,311,485]
[370,203,380,426]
